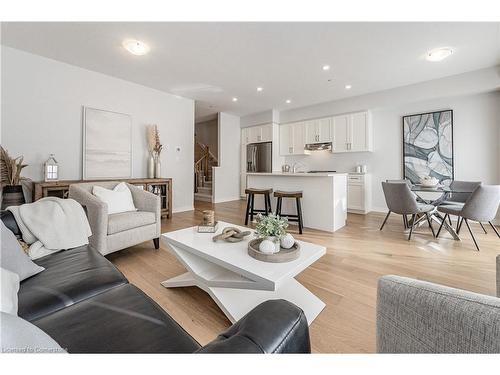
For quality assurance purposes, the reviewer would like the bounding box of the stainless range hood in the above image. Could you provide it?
[304,142,332,152]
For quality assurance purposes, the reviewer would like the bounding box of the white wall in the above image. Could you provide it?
[1,46,195,212]
[284,92,500,212]
[212,112,241,203]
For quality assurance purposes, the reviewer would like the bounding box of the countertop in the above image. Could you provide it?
[246,172,348,177]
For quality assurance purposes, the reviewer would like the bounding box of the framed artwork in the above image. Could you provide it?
[402,110,454,185]
[83,107,132,180]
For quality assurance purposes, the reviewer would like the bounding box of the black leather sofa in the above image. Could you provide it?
[1,211,310,353]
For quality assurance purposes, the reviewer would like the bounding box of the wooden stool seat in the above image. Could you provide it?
[274,190,303,198]
[274,190,304,234]
[245,188,273,195]
[244,188,273,225]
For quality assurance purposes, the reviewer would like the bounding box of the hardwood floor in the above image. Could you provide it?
[108,200,500,353]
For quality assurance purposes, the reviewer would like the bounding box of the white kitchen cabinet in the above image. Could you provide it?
[318,117,333,142]
[279,122,307,156]
[241,128,249,145]
[292,122,307,155]
[248,126,261,143]
[279,124,293,156]
[347,173,371,214]
[305,118,332,144]
[350,112,372,151]
[247,123,272,143]
[260,124,273,142]
[333,115,350,152]
[332,111,372,153]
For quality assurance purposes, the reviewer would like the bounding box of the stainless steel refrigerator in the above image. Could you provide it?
[246,142,272,173]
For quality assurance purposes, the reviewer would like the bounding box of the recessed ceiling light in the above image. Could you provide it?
[122,39,150,56]
[285,99,291,104]
[345,85,352,90]
[426,47,453,62]
[232,97,238,102]
[257,87,263,92]
[322,65,330,71]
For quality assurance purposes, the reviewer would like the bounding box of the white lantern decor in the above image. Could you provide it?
[44,154,59,182]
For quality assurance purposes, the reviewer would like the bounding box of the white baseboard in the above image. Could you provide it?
[172,205,194,213]
[213,196,241,204]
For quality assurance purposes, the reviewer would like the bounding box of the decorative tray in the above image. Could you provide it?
[247,238,300,263]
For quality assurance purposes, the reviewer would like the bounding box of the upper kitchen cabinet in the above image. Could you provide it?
[350,112,372,152]
[333,115,350,152]
[241,127,249,145]
[332,111,372,153]
[279,122,308,156]
[305,118,332,144]
[246,123,273,143]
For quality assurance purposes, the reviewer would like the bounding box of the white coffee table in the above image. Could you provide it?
[160,221,326,325]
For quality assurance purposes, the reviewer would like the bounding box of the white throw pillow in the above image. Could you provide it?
[0,312,66,353]
[92,182,137,215]
[1,268,20,315]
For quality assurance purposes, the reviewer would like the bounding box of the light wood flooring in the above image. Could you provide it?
[108,199,500,353]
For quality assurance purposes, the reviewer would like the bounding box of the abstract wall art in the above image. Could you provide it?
[402,110,454,185]
[83,107,132,180]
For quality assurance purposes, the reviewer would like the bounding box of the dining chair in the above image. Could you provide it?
[436,185,500,251]
[440,181,483,231]
[380,182,436,240]
[385,179,418,229]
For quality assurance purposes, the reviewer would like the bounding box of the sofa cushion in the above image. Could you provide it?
[107,211,156,235]
[18,245,127,321]
[33,284,201,353]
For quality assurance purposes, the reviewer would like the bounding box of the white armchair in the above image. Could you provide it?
[69,181,161,256]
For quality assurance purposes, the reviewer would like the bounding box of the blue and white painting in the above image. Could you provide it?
[403,110,453,185]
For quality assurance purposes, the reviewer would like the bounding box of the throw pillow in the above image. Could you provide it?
[0,221,45,281]
[92,182,137,215]
[1,268,20,315]
[0,312,66,353]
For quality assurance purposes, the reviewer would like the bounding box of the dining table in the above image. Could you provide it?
[410,184,475,240]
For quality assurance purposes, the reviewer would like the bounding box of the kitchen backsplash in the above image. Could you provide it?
[283,151,372,173]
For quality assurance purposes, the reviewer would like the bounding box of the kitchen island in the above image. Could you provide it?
[246,172,348,233]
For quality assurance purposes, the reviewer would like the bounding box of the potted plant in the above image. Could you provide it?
[1,146,28,209]
[255,214,288,253]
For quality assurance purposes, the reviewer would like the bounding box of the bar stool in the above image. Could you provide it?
[245,188,273,225]
[274,190,304,234]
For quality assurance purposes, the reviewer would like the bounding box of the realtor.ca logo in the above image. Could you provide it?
[2,347,66,353]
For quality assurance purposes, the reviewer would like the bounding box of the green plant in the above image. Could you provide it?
[0,146,28,186]
[255,214,288,239]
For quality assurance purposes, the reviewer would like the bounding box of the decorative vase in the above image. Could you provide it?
[1,185,26,210]
[147,155,155,178]
[266,236,281,253]
[154,159,162,178]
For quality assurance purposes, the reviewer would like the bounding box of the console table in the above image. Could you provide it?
[33,178,172,219]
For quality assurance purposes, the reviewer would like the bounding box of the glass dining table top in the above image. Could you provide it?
[410,184,475,194]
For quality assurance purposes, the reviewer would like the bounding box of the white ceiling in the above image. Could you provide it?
[2,22,499,119]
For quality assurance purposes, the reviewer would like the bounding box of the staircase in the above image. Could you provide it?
[194,141,217,202]
[194,177,213,202]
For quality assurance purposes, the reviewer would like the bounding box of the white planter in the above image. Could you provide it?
[266,236,281,253]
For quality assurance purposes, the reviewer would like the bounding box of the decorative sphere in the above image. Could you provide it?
[280,233,295,249]
[259,239,275,254]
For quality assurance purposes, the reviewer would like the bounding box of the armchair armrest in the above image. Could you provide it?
[196,300,310,353]
[68,185,108,252]
[127,184,161,238]
[377,275,500,353]
[126,183,161,216]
